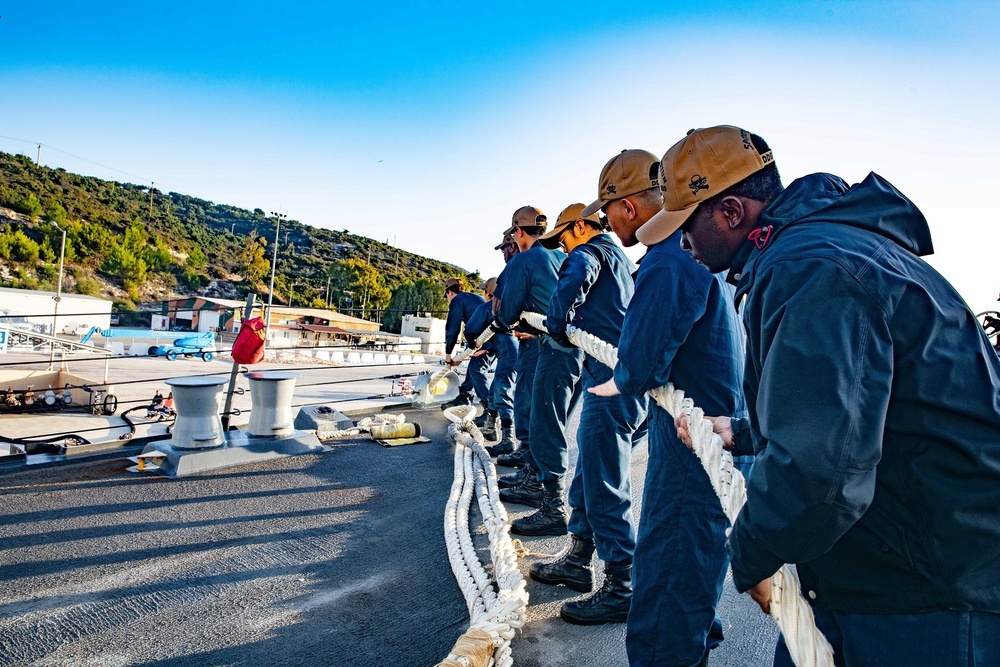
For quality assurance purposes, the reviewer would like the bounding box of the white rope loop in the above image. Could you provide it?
[521,312,834,667]
[438,405,529,667]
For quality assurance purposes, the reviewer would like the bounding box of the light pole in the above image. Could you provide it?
[265,211,286,344]
[48,220,66,368]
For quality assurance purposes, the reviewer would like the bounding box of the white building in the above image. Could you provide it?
[400,314,447,356]
[0,287,113,334]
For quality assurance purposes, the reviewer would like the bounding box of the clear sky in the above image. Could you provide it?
[1,1,998,313]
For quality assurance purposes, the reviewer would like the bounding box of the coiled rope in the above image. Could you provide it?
[518,311,834,667]
[435,404,529,667]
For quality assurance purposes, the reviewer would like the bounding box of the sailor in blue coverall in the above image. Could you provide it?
[584,148,745,667]
[591,232,745,666]
[530,203,649,625]
[442,278,485,408]
[462,277,517,446]
[488,206,576,524]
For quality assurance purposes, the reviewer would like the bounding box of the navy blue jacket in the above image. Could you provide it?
[495,243,565,332]
[546,234,634,380]
[465,299,505,352]
[614,231,745,421]
[726,172,1000,614]
[444,290,485,354]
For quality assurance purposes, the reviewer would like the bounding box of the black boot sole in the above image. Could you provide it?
[529,570,593,593]
[509,521,568,537]
[495,455,525,468]
[559,607,629,625]
[498,493,543,509]
[497,475,524,489]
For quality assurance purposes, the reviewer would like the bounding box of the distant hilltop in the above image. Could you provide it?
[0,151,475,330]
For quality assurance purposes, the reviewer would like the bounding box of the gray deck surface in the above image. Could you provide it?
[0,354,778,666]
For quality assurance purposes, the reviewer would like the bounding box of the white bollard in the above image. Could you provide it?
[244,371,299,438]
[166,377,228,449]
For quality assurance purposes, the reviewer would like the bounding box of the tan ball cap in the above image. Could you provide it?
[538,203,601,249]
[636,126,773,246]
[581,149,661,217]
[502,205,547,237]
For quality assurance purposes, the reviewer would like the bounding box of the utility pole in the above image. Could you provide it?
[148,182,155,218]
[36,144,41,166]
[47,221,66,369]
[265,210,286,344]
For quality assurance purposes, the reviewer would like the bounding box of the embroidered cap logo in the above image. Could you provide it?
[688,174,709,195]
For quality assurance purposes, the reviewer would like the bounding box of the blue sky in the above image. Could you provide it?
[2,1,998,312]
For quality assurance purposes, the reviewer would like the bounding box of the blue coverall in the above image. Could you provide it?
[546,233,649,565]
[494,243,565,470]
[445,290,485,395]
[613,230,746,667]
[465,298,517,420]
[463,299,497,405]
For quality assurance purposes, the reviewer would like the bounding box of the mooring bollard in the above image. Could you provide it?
[165,376,228,449]
[244,371,299,438]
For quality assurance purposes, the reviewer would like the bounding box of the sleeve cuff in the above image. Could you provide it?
[727,520,786,593]
[731,417,754,457]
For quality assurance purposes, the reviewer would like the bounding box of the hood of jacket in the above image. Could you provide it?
[728,172,933,287]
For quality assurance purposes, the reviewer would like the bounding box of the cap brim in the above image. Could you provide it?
[635,204,698,246]
[537,221,572,250]
[494,241,507,250]
[580,199,606,218]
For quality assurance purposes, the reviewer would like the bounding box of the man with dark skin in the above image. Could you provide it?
[668,125,1000,666]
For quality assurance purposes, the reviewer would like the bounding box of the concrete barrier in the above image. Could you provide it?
[315,350,331,362]
[400,354,413,364]
[360,352,375,364]
[412,355,426,364]
[373,353,387,364]
[347,352,362,364]
[331,351,345,363]
[387,354,400,364]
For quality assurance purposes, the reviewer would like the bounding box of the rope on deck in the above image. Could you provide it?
[435,404,528,667]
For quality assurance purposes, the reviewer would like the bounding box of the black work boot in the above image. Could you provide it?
[497,467,526,489]
[498,464,542,508]
[440,391,473,410]
[510,479,568,536]
[478,410,499,441]
[560,562,633,625]
[529,534,595,592]
[485,425,515,456]
[495,443,525,468]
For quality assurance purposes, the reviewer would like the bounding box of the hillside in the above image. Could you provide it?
[0,151,471,328]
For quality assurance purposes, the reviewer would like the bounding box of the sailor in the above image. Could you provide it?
[462,277,516,449]
[587,149,746,666]
[529,203,648,624]
[669,126,1000,667]
[441,277,485,409]
[487,206,570,518]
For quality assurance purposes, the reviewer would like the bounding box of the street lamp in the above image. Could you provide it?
[48,220,66,369]
[265,211,287,344]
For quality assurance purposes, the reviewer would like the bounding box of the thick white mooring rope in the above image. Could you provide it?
[436,405,529,667]
[518,311,834,667]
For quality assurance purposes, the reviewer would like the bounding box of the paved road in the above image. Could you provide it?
[0,354,779,666]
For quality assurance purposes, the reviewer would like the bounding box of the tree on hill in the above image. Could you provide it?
[239,230,270,287]
[327,259,391,318]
